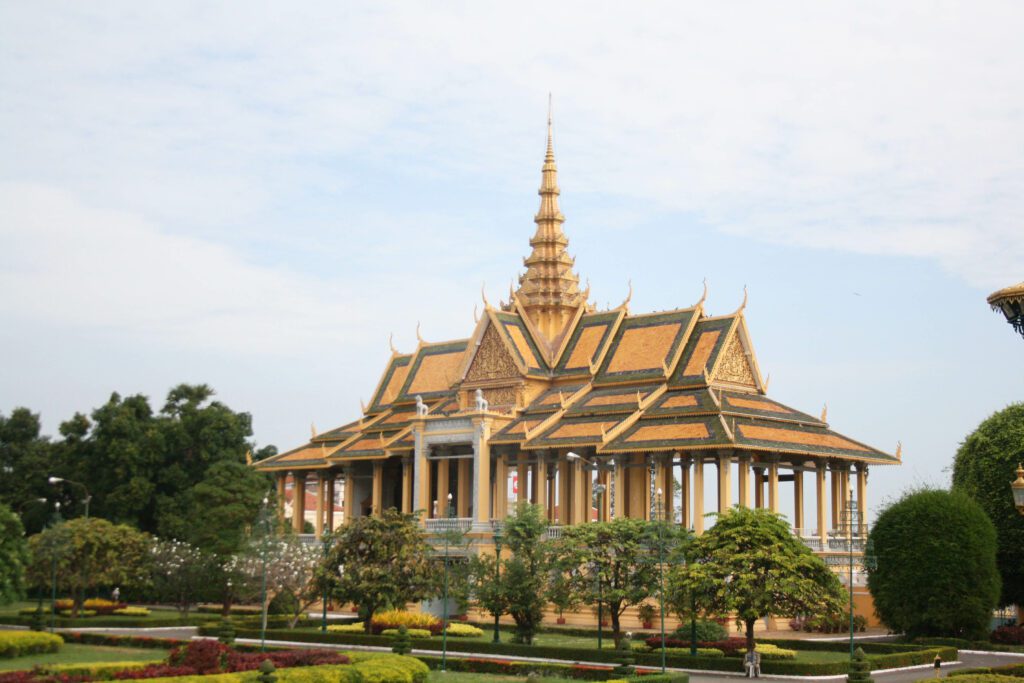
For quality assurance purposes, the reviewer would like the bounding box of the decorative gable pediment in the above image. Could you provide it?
[465,323,522,383]
[713,331,756,387]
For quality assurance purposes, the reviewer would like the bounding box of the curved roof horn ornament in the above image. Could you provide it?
[733,285,749,315]
[415,322,425,344]
[388,333,398,356]
[697,278,709,308]
[619,279,633,310]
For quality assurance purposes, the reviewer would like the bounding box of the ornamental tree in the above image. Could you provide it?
[323,509,439,632]
[951,402,1024,608]
[499,503,551,644]
[867,488,1000,639]
[149,538,214,617]
[0,503,29,604]
[555,517,672,646]
[261,535,325,629]
[28,517,150,616]
[672,507,844,652]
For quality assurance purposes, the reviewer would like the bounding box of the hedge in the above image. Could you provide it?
[415,656,688,682]
[949,664,1024,679]
[923,676,1020,683]
[912,637,1021,653]
[61,632,280,654]
[114,656,428,683]
[0,631,63,659]
[220,627,953,675]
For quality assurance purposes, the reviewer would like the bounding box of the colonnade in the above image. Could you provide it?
[276,451,869,542]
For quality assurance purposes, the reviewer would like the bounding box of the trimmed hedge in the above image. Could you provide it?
[415,655,688,682]
[912,636,1022,653]
[949,664,1024,679]
[0,631,63,658]
[925,677,1020,683]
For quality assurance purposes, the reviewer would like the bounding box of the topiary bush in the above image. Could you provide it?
[0,631,63,658]
[867,488,1001,639]
[267,589,299,616]
[674,619,727,642]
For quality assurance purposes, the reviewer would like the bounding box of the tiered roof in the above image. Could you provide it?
[256,113,897,473]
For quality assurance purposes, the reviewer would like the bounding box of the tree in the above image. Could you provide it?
[173,461,270,558]
[323,509,439,631]
[468,553,507,628]
[951,403,1024,608]
[261,535,324,629]
[149,538,214,617]
[0,408,54,534]
[0,503,29,605]
[672,507,844,652]
[28,517,150,616]
[499,503,550,644]
[555,517,666,646]
[867,488,1000,639]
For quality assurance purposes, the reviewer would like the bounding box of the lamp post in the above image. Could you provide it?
[655,488,667,673]
[321,531,332,632]
[492,525,503,643]
[258,496,270,652]
[839,487,874,659]
[50,501,61,633]
[441,492,453,672]
[47,477,90,518]
[1011,464,1024,515]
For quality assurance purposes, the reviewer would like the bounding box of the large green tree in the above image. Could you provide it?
[672,507,844,652]
[323,509,439,631]
[0,503,29,605]
[555,517,672,646]
[867,488,1000,639]
[951,403,1024,608]
[28,517,151,616]
[0,408,54,533]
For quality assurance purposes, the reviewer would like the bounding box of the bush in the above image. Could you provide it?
[674,619,727,642]
[114,607,152,617]
[991,625,1024,646]
[663,647,725,657]
[445,624,484,637]
[59,610,98,617]
[0,631,63,658]
[949,664,1024,679]
[370,610,441,635]
[925,677,1020,683]
[644,637,745,656]
[268,589,300,616]
[868,489,1001,639]
[755,643,796,660]
[382,628,432,638]
[790,613,867,633]
[327,623,366,633]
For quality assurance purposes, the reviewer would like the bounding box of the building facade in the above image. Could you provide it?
[255,115,899,622]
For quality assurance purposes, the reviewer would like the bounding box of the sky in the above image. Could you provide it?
[1,2,1022,524]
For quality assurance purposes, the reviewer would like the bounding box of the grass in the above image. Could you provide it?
[0,644,167,671]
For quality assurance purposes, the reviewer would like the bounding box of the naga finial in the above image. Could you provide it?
[582,278,592,302]
[360,398,367,413]
[697,278,709,308]
[820,403,828,422]
[473,304,479,324]
[388,332,398,355]
[481,283,491,309]
[895,441,903,461]
[734,285,748,314]
[763,373,771,392]
[310,422,317,439]
[620,280,633,310]
[416,321,424,344]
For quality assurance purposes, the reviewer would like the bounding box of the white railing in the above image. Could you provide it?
[297,533,319,546]
[546,525,563,540]
[424,518,473,534]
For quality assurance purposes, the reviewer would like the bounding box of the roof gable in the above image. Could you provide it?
[397,339,469,402]
[669,315,737,387]
[367,354,414,413]
[594,309,697,385]
[553,310,623,376]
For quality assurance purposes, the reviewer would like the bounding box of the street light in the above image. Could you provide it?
[1011,464,1024,516]
[47,477,91,519]
[654,488,667,673]
[987,282,1024,340]
[492,525,503,643]
[50,501,61,633]
[321,531,332,632]
[258,496,271,651]
[441,492,454,672]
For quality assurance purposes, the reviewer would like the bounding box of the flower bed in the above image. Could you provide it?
[445,624,484,638]
[370,610,442,636]
[0,631,63,659]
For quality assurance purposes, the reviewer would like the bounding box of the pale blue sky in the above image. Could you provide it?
[1,2,1022,522]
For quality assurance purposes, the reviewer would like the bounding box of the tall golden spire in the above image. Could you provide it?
[515,97,585,342]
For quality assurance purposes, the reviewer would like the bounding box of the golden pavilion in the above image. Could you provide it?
[255,114,900,608]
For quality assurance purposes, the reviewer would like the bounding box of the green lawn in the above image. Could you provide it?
[0,644,167,671]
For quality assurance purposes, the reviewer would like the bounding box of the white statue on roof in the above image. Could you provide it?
[474,388,489,412]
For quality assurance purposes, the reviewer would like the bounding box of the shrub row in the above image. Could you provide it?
[61,632,278,654]
[991,626,1024,646]
[912,637,1020,653]
[126,655,428,683]
[925,676,1020,683]
[0,631,63,659]
[414,655,688,683]
[949,664,1024,679]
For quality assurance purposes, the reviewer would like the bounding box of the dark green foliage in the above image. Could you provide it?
[0,408,54,534]
[671,506,844,652]
[217,617,236,644]
[675,619,727,642]
[612,636,636,675]
[392,625,413,655]
[0,503,29,605]
[847,647,874,683]
[951,403,1024,607]
[268,588,299,616]
[174,460,269,557]
[323,508,439,631]
[867,488,1000,639]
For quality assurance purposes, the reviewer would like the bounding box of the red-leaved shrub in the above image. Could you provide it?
[643,636,746,655]
[991,624,1024,645]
